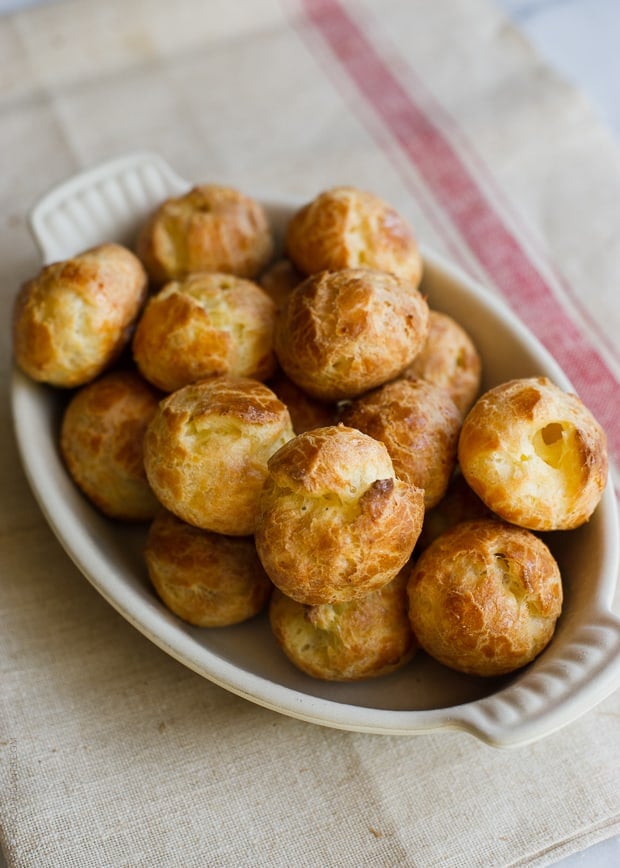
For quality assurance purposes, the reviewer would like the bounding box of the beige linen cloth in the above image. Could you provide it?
[1,1,619,865]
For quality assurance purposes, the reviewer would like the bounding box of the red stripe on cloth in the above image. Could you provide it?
[300,0,620,461]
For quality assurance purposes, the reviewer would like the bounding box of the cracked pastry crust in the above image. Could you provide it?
[269,571,416,681]
[285,186,423,288]
[254,424,424,605]
[136,184,274,284]
[13,243,147,388]
[407,519,563,676]
[145,510,272,627]
[401,309,482,417]
[341,377,462,510]
[143,376,294,536]
[458,376,608,530]
[132,272,277,392]
[274,267,429,401]
[60,369,161,521]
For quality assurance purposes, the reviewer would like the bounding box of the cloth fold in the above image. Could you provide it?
[1,1,619,865]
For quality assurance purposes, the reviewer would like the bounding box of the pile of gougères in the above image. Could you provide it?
[13,184,608,682]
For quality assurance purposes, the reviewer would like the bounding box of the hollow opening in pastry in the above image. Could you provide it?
[495,552,525,603]
[455,348,468,369]
[307,603,339,631]
[532,421,568,469]
[346,216,375,266]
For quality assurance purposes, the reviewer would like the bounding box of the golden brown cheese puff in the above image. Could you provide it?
[13,244,147,388]
[266,369,336,434]
[143,376,294,536]
[145,510,272,627]
[255,425,424,605]
[132,272,277,393]
[286,186,423,289]
[416,468,491,552]
[136,185,274,284]
[407,519,563,677]
[258,258,304,312]
[341,378,462,510]
[458,377,608,530]
[269,571,416,681]
[274,268,429,402]
[60,370,161,521]
[401,310,481,417]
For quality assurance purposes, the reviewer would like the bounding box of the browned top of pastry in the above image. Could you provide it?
[341,377,462,509]
[286,186,423,288]
[136,185,274,284]
[145,510,272,627]
[132,272,277,392]
[407,518,563,676]
[458,376,608,530]
[143,376,294,535]
[274,267,429,401]
[269,571,416,681]
[13,243,147,388]
[60,369,160,521]
[255,424,424,604]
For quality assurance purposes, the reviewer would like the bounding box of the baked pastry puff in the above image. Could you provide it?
[269,571,416,681]
[60,369,161,521]
[401,309,482,417]
[145,510,272,627]
[258,258,304,312]
[13,243,147,388]
[143,376,294,536]
[132,272,277,392]
[407,519,563,676]
[254,425,424,605]
[274,267,429,401]
[416,469,490,553]
[136,185,274,284]
[341,377,462,509]
[266,369,336,435]
[285,186,423,289]
[458,377,608,530]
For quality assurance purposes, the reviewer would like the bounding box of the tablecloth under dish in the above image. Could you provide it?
[1,1,619,865]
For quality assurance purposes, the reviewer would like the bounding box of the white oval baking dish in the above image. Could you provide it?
[11,151,620,747]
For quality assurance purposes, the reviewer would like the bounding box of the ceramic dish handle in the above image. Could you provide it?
[458,609,620,747]
[28,151,189,264]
